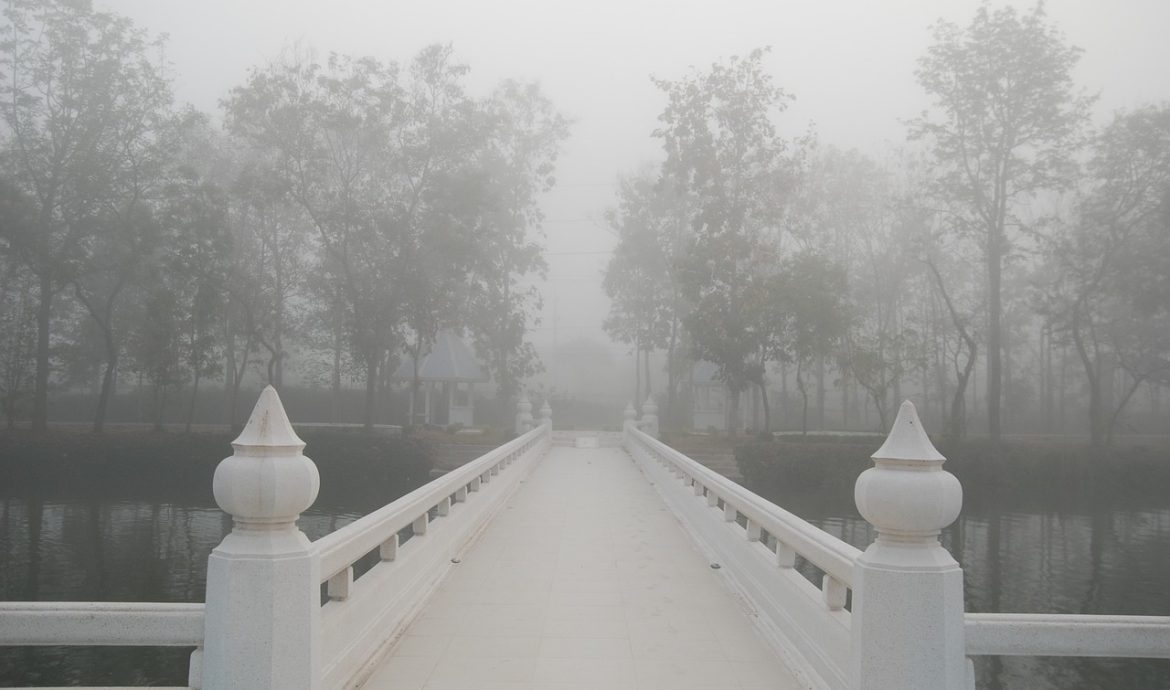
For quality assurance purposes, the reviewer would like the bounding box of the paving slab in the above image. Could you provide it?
[361,444,803,690]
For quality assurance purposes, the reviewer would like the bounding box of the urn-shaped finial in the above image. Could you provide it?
[213,386,320,531]
[854,401,961,544]
[623,401,637,422]
[516,391,534,433]
[641,395,659,437]
[539,400,552,426]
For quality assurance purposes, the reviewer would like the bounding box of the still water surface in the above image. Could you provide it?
[2,486,1169,687]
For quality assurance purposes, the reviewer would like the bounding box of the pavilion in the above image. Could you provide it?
[394,330,487,427]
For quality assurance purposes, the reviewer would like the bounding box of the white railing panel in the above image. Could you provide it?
[0,602,204,647]
[314,423,550,690]
[624,424,853,690]
[626,425,860,585]
[312,424,547,581]
[966,613,1170,658]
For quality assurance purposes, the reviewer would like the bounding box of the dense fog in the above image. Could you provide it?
[1,0,1168,442]
[4,4,1170,689]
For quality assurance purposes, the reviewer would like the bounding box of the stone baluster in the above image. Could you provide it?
[641,395,659,438]
[201,386,321,690]
[539,400,552,428]
[851,400,966,689]
[515,392,533,434]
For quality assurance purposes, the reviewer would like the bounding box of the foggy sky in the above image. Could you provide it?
[101,0,1170,363]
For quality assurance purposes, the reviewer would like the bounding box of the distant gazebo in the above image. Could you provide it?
[691,361,728,432]
[690,361,765,433]
[394,330,488,427]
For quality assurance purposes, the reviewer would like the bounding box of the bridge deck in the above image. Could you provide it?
[360,443,801,689]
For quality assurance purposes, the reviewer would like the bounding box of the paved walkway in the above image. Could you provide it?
[361,444,802,690]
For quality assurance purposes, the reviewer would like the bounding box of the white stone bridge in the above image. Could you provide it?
[2,389,1168,689]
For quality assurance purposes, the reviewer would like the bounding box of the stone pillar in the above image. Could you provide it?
[641,395,659,438]
[539,400,552,428]
[622,402,637,443]
[202,386,321,690]
[851,400,966,689]
[515,392,533,434]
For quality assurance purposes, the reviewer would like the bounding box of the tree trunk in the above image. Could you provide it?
[666,314,679,429]
[636,346,645,411]
[410,336,424,426]
[924,259,976,448]
[152,383,166,432]
[1107,372,1145,446]
[727,386,740,439]
[32,272,52,432]
[946,347,976,449]
[273,257,284,389]
[1041,325,1052,433]
[815,356,825,431]
[228,346,248,432]
[842,375,851,431]
[94,350,117,434]
[1071,326,1106,447]
[364,352,378,430]
[332,320,342,423]
[1058,344,1068,434]
[644,348,652,400]
[987,224,1003,444]
[185,369,202,434]
[796,362,809,435]
[758,380,771,433]
[224,315,236,427]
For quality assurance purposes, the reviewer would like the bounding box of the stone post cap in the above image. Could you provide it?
[539,400,552,419]
[623,402,637,420]
[855,400,961,543]
[642,395,658,415]
[871,400,945,463]
[213,386,320,530]
[517,392,532,413]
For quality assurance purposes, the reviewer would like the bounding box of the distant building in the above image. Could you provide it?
[691,361,728,432]
[690,361,766,433]
[394,330,487,426]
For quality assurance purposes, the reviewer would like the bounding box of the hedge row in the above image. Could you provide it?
[0,430,434,512]
[736,437,1170,511]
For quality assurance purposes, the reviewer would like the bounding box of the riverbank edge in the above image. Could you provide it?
[0,430,435,509]
[732,436,1170,510]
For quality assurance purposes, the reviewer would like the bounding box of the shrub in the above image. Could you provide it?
[735,436,1170,512]
[0,430,435,512]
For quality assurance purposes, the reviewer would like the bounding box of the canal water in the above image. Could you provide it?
[2,483,1169,687]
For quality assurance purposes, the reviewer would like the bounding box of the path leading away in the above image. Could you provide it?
[360,444,803,689]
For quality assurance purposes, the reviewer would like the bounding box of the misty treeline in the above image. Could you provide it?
[604,4,1170,446]
[0,0,568,432]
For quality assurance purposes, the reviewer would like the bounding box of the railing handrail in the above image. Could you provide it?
[966,612,1170,659]
[625,423,860,584]
[0,601,204,647]
[311,422,549,580]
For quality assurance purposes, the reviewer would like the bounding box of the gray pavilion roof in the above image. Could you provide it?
[394,330,488,383]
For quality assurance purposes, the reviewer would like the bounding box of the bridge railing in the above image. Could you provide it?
[626,397,1170,689]
[965,613,1170,659]
[0,602,205,689]
[310,416,550,689]
[197,386,551,690]
[0,387,551,690]
[623,416,859,688]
